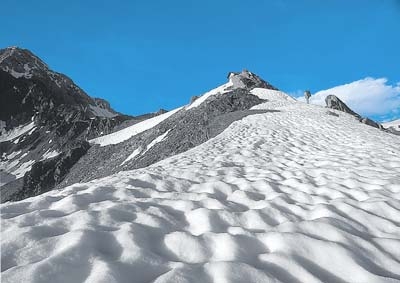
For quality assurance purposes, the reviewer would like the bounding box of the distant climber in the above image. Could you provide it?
[304,90,311,104]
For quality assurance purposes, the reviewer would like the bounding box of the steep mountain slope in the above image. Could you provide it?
[0,47,155,201]
[2,90,400,283]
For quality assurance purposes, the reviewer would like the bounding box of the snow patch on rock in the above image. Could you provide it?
[0,121,35,143]
[121,148,142,166]
[90,107,182,146]
[186,81,234,110]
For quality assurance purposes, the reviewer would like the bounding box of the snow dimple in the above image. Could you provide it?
[2,101,400,282]
[90,107,182,146]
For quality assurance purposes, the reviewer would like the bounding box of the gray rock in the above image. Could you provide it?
[325,95,361,118]
[3,141,90,202]
[325,94,383,130]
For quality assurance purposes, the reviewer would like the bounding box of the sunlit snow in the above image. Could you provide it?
[1,94,400,283]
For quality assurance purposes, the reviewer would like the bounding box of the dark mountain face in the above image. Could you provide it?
[325,95,382,129]
[0,47,142,200]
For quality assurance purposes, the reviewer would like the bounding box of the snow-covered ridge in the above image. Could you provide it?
[2,98,400,282]
[382,119,400,129]
[186,81,234,110]
[90,107,183,146]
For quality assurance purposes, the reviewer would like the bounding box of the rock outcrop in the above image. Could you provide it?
[325,94,382,129]
[0,47,147,201]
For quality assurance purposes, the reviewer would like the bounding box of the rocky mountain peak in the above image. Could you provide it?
[0,47,49,79]
[227,69,278,91]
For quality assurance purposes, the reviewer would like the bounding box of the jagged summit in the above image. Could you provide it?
[227,69,278,91]
[0,46,49,79]
[325,94,382,129]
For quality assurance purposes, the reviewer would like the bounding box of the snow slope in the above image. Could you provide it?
[2,94,400,283]
[89,107,182,146]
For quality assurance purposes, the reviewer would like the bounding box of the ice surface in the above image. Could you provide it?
[90,107,183,146]
[2,96,400,283]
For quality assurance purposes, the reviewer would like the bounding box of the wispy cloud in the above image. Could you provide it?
[300,78,400,121]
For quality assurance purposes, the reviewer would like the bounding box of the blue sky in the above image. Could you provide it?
[2,0,399,121]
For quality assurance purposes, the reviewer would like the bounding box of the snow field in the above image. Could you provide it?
[1,94,400,282]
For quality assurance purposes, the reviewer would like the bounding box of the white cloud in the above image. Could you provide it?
[307,78,400,118]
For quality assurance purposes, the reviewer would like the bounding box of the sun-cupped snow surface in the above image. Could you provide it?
[90,107,183,146]
[0,121,35,142]
[2,98,400,283]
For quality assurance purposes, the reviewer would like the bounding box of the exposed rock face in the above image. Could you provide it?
[8,141,90,201]
[325,94,383,130]
[360,117,382,129]
[0,47,138,201]
[325,95,361,118]
[227,70,278,90]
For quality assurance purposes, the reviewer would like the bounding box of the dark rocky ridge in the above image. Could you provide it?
[0,47,157,201]
[325,95,383,129]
